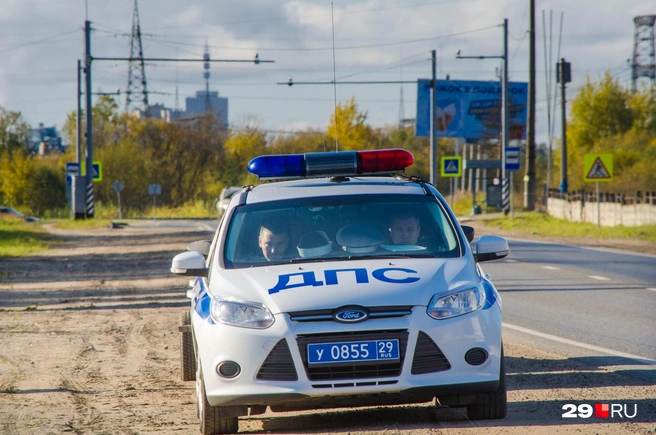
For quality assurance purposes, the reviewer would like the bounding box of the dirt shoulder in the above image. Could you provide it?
[0,220,654,435]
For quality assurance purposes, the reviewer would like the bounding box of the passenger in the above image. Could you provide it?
[258,220,291,261]
[389,212,421,245]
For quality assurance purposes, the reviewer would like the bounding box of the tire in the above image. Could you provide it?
[197,359,239,434]
[466,348,507,420]
[180,309,196,382]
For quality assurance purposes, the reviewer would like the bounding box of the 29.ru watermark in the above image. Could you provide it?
[562,403,638,419]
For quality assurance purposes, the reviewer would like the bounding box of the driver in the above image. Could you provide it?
[389,212,421,245]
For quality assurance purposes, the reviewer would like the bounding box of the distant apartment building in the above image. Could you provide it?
[184,91,228,127]
[132,90,228,128]
[29,123,64,155]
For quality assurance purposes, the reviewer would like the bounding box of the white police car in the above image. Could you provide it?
[171,149,510,434]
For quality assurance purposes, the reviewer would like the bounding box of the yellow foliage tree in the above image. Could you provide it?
[326,97,374,151]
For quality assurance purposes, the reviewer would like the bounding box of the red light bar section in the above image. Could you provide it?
[357,149,414,173]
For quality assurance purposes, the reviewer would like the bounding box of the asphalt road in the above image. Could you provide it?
[480,238,656,383]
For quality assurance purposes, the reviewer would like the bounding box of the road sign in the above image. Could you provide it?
[440,156,462,177]
[584,153,613,182]
[505,147,521,171]
[81,161,103,182]
[464,159,502,170]
[112,180,125,193]
[66,163,80,185]
[148,184,162,195]
[66,162,79,176]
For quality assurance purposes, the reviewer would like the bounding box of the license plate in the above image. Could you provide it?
[307,339,399,364]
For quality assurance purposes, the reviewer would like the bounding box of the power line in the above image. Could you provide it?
[140,25,500,52]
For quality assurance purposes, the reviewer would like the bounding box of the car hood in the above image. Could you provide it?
[208,258,479,313]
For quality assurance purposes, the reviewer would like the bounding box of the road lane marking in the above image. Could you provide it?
[503,322,656,365]
[588,275,610,281]
[197,223,215,232]
[505,259,518,263]
[541,266,560,270]
[648,288,656,292]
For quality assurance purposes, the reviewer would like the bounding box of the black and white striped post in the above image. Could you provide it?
[501,18,510,215]
[84,20,94,218]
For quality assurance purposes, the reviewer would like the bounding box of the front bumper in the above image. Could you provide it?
[194,304,502,409]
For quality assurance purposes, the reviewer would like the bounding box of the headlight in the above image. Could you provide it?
[210,297,274,329]
[427,287,486,320]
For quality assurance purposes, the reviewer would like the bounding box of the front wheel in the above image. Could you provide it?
[180,309,196,381]
[197,358,239,434]
[466,348,507,420]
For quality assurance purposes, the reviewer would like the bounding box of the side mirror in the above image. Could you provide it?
[461,225,475,243]
[171,251,208,277]
[187,239,212,258]
[474,235,509,262]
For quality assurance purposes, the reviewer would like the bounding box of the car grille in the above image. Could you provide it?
[256,339,298,381]
[410,331,451,374]
[288,306,413,322]
[296,330,409,382]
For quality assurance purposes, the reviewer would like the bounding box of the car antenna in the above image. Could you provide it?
[331,2,339,152]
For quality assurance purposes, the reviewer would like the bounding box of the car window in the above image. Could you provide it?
[223,194,461,269]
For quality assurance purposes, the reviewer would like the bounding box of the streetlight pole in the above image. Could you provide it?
[456,19,510,215]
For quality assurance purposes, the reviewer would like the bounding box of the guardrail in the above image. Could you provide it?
[545,189,656,226]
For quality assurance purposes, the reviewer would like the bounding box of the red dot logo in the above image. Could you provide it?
[595,403,609,419]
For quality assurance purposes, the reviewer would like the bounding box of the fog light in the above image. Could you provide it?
[464,348,488,366]
[216,361,241,378]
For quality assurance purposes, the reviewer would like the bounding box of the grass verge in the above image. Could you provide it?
[0,218,57,258]
[475,211,656,244]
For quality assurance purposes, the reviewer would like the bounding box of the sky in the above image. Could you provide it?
[0,0,654,145]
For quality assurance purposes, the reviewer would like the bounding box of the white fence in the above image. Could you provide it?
[546,190,656,227]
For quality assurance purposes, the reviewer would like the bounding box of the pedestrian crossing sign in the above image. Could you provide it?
[81,161,103,183]
[584,153,613,182]
[441,156,462,177]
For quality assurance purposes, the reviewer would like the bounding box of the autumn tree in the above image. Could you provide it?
[326,97,374,151]
[564,72,656,192]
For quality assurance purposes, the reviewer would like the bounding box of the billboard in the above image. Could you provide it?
[416,79,528,140]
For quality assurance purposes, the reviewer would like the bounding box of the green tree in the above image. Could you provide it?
[223,126,267,186]
[568,72,633,154]
[0,108,31,154]
[566,73,656,192]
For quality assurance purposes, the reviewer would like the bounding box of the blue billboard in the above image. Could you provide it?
[416,79,528,140]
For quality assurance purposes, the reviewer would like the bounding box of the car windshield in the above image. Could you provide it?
[223,194,461,269]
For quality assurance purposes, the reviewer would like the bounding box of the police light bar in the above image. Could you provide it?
[247,149,414,180]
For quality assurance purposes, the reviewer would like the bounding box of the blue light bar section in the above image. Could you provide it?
[248,154,306,179]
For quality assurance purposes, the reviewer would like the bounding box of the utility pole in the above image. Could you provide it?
[84,20,94,218]
[77,59,82,166]
[524,0,536,210]
[501,18,509,215]
[557,58,571,196]
[430,50,437,185]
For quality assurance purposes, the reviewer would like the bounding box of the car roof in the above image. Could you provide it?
[245,176,429,204]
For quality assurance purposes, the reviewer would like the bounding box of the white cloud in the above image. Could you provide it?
[0,0,652,141]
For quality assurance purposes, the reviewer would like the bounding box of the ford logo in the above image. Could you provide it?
[334,306,369,323]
